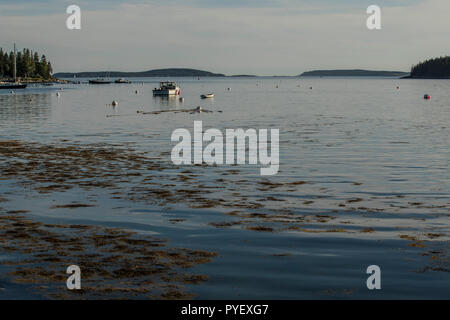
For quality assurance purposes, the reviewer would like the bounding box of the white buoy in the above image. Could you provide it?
[56,92,60,97]
[179,97,184,102]
[195,106,202,113]
[112,100,118,106]
[135,90,138,94]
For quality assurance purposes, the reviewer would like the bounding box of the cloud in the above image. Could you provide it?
[0,0,448,75]
[0,0,423,15]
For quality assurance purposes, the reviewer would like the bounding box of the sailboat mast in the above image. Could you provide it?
[13,43,17,83]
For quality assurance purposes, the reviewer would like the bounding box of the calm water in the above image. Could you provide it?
[0,77,449,299]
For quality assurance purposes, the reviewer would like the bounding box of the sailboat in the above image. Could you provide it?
[0,44,27,90]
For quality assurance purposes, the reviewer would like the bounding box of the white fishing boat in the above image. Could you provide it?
[114,78,131,84]
[201,93,214,99]
[152,81,181,96]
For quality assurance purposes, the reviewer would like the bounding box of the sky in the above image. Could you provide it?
[0,0,449,75]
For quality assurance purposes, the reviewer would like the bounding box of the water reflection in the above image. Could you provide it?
[153,95,182,108]
[0,93,52,123]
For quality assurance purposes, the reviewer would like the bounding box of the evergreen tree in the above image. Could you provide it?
[23,48,34,77]
[0,46,53,79]
[40,55,49,79]
[0,49,4,77]
[33,52,40,77]
[411,56,450,78]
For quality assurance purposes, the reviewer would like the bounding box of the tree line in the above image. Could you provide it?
[410,56,450,78]
[0,48,53,79]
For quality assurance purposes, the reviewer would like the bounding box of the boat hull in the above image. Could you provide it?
[89,80,112,84]
[0,84,27,90]
[153,89,180,96]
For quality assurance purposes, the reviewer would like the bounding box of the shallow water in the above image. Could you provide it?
[0,77,449,299]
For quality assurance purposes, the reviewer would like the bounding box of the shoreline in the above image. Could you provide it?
[0,78,72,84]
[401,75,450,79]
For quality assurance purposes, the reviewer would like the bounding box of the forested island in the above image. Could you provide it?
[300,69,408,77]
[53,68,225,78]
[0,48,53,80]
[406,56,450,79]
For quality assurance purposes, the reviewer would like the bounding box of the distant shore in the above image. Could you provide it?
[54,68,413,79]
[0,77,71,84]
[53,68,226,79]
[401,75,450,79]
[299,69,408,77]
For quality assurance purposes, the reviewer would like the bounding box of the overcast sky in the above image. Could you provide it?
[1,0,449,75]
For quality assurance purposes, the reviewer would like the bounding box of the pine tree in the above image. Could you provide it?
[0,47,54,80]
[40,55,49,79]
[411,56,450,78]
[0,49,4,77]
[23,48,33,78]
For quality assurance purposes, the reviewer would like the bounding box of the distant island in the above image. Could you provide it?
[299,69,408,77]
[404,56,450,79]
[230,74,257,77]
[53,68,225,78]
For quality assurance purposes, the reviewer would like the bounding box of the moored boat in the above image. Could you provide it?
[114,78,131,84]
[0,82,27,90]
[89,79,112,84]
[153,81,181,96]
[201,93,214,99]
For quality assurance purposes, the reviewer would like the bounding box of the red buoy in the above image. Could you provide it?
[424,94,430,100]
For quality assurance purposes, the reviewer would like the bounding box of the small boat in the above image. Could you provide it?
[0,82,27,90]
[201,93,214,99]
[114,78,131,84]
[89,79,112,84]
[0,44,27,90]
[153,81,181,96]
